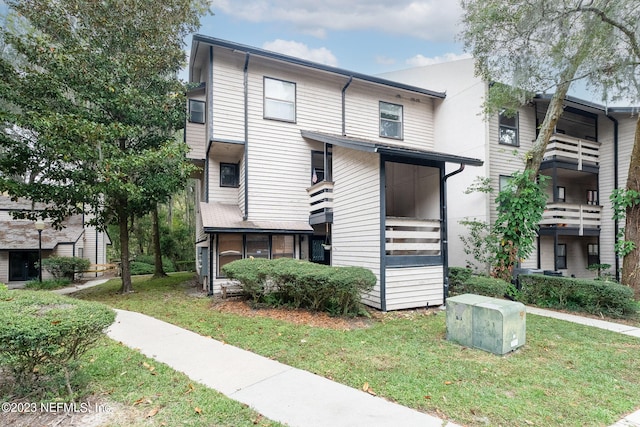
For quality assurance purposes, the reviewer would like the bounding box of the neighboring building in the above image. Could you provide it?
[185,35,482,311]
[382,58,639,280]
[0,196,111,286]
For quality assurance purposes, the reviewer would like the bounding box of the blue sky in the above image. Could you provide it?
[184,0,470,78]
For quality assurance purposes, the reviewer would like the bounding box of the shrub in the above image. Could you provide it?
[130,261,155,275]
[222,258,376,316]
[518,274,637,319]
[449,273,510,298]
[25,278,72,290]
[41,256,91,280]
[134,254,176,272]
[448,267,473,288]
[0,290,115,398]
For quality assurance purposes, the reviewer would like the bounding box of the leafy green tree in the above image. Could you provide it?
[459,0,620,278]
[0,0,208,292]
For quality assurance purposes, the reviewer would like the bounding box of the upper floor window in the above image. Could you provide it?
[220,163,239,188]
[380,101,403,139]
[499,110,519,146]
[188,99,205,124]
[264,77,296,122]
[587,190,598,205]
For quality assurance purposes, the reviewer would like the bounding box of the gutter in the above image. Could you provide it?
[442,164,466,303]
[606,114,620,281]
[243,52,250,220]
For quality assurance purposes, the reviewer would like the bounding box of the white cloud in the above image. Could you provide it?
[213,0,462,41]
[405,52,472,66]
[262,39,338,66]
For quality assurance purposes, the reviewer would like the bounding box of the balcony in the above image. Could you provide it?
[539,203,601,236]
[543,134,599,171]
[307,181,334,225]
[385,217,441,265]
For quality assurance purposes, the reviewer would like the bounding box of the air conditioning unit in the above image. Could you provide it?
[446,294,526,355]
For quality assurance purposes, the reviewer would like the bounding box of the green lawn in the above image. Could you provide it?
[77,272,640,426]
[81,339,282,426]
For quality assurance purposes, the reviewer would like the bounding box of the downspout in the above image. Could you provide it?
[606,114,620,281]
[205,46,214,204]
[208,233,214,296]
[204,139,213,203]
[243,52,250,220]
[442,164,466,303]
[95,228,99,278]
[341,76,353,136]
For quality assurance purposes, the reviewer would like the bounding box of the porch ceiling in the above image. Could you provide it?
[300,130,483,167]
[200,202,313,234]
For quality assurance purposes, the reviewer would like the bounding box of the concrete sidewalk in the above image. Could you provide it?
[106,308,458,427]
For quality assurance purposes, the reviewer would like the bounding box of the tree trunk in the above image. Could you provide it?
[118,204,133,293]
[152,204,167,278]
[622,115,640,299]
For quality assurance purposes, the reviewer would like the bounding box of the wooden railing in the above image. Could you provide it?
[544,134,599,170]
[307,181,334,216]
[385,217,441,256]
[539,203,602,236]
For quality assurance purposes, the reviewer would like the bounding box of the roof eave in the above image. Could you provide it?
[191,34,446,99]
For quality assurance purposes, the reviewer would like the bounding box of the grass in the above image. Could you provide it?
[79,338,282,426]
[76,272,640,426]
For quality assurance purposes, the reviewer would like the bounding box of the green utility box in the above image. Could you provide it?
[446,294,526,355]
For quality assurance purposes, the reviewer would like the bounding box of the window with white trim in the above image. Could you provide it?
[380,101,403,139]
[264,77,296,122]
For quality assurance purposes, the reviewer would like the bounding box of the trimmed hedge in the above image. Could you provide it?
[221,258,376,316]
[448,271,510,298]
[518,274,637,319]
[0,289,115,397]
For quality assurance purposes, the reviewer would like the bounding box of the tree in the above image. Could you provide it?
[0,0,208,292]
[459,0,618,278]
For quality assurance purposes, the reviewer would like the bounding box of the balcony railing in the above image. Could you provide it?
[385,217,441,256]
[539,203,602,236]
[543,134,600,170]
[307,181,334,224]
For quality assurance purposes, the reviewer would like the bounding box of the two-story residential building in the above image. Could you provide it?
[382,58,639,280]
[185,35,482,311]
[0,196,111,286]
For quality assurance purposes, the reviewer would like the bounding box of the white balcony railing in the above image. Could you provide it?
[544,134,600,170]
[385,217,441,256]
[539,203,602,236]
[307,181,334,217]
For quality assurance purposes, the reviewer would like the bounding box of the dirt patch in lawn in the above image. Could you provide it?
[210,299,375,330]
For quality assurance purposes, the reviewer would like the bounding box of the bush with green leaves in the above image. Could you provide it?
[518,274,637,318]
[448,270,510,298]
[130,261,155,275]
[222,258,376,316]
[134,254,177,272]
[0,290,115,398]
[41,256,91,281]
